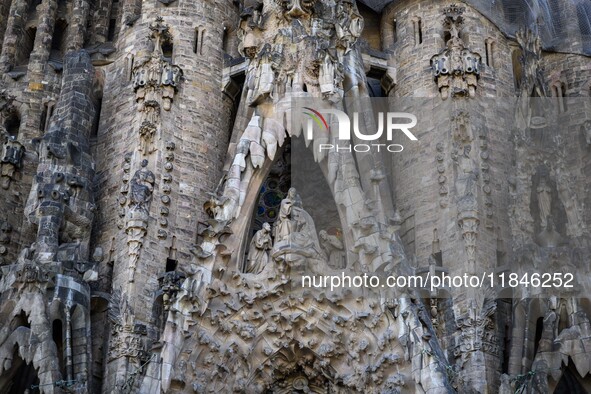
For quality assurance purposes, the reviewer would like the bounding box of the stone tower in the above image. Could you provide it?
[0,0,589,393]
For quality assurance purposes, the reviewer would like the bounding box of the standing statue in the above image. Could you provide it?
[537,177,552,229]
[453,145,479,199]
[582,120,591,146]
[246,222,273,274]
[129,159,155,212]
[274,187,299,242]
[319,230,346,269]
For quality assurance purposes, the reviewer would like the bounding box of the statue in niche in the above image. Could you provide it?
[537,177,552,229]
[248,44,275,106]
[245,222,272,274]
[318,53,336,96]
[335,0,364,59]
[129,159,155,212]
[271,187,323,267]
[319,230,345,269]
[452,144,479,199]
[535,217,562,248]
[582,120,591,146]
[274,187,300,242]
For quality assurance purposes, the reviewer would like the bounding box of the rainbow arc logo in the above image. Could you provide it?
[302,107,329,130]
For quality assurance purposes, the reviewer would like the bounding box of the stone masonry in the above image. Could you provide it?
[0,0,589,393]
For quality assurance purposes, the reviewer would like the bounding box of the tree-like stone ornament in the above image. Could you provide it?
[131,18,182,158]
[431,4,481,99]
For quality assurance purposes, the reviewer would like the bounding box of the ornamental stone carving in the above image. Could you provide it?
[0,135,24,189]
[431,5,481,99]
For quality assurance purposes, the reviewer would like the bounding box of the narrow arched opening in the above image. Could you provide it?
[15,27,37,67]
[0,348,41,393]
[50,18,68,62]
[52,319,65,378]
[4,112,20,138]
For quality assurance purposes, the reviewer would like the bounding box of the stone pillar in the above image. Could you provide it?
[66,0,91,52]
[88,0,113,45]
[0,0,13,55]
[121,0,141,26]
[0,0,28,72]
[35,204,63,262]
[27,0,58,79]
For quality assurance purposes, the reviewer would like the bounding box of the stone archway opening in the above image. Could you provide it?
[554,357,591,393]
[0,347,40,393]
[244,134,346,273]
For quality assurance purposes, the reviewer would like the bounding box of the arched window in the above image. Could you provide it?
[15,27,36,67]
[50,18,68,61]
[161,40,173,63]
[193,27,205,55]
[412,17,423,46]
[4,112,20,137]
[52,319,65,378]
[511,48,523,91]
[485,38,496,68]
[551,81,567,113]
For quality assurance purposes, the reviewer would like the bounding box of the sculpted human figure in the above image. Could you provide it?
[246,222,272,274]
[537,177,552,229]
[274,187,298,242]
[129,159,155,211]
[319,230,345,269]
[582,120,591,146]
[453,145,479,198]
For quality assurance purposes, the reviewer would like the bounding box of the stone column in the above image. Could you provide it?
[35,204,63,262]
[0,0,13,55]
[88,0,113,45]
[121,0,141,26]
[66,0,91,52]
[0,0,29,72]
[27,0,58,80]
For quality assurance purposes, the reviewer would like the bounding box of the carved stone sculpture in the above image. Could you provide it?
[453,144,479,201]
[431,5,481,99]
[0,135,24,189]
[582,120,591,146]
[128,159,155,212]
[274,187,298,242]
[319,230,346,269]
[132,18,183,112]
[245,222,272,274]
[125,160,154,282]
[537,177,552,229]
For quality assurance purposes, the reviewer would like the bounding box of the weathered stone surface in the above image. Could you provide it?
[0,0,589,393]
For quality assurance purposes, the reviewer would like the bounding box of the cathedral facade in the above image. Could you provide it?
[0,0,590,393]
